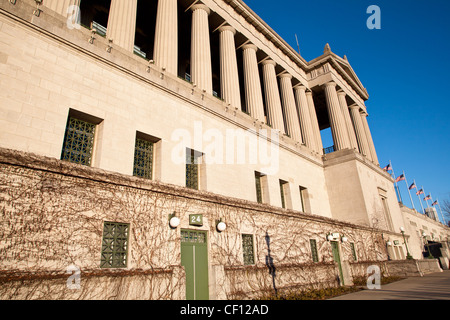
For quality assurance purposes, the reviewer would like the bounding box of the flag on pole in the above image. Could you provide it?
[408,182,416,190]
[432,200,438,206]
[383,164,392,171]
[416,189,424,195]
[424,195,431,201]
[394,174,405,183]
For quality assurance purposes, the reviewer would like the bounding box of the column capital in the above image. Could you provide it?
[349,104,360,110]
[261,59,277,67]
[191,3,211,15]
[218,25,236,35]
[336,89,347,97]
[278,72,292,79]
[293,84,307,92]
[323,81,337,88]
[242,43,258,52]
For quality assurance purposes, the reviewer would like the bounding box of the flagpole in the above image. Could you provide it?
[414,180,424,214]
[403,171,415,210]
[422,186,430,208]
[390,161,402,203]
[436,200,447,226]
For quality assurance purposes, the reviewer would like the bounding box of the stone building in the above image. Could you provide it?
[0,0,448,299]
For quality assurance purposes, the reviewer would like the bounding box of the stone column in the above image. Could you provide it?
[306,90,323,154]
[361,111,379,165]
[349,105,371,159]
[323,82,351,151]
[242,44,265,122]
[219,25,241,109]
[337,90,359,151]
[190,4,213,94]
[294,85,315,149]
[106,0,138,52]
[261,59,285,133]
[43,0,80,17]
[153,0,178,75]
[279,74,302,142]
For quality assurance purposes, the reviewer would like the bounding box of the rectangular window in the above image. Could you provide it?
[255,171,265,204]
[279,180,287,209]
[133,135,155,179]
[100,221,130,268]
[310,239,319,262]
[299,186,307,212]
[186,148,202,190]
[350,242,357,261]
[242,234,255,265]
[61,117,96,166]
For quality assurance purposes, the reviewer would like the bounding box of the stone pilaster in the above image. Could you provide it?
[361,111,379,165]
[337,90,359,151]
[306,90,323,154]
[43,0,80,17]
[153,0,178,75]
[261,59,285,133]
[190,4,213,94]
[279,74,302,142]
[219,26,241,109]
[349,105,371,159]
[294,85,315,149]
[323,82,351,151]
[242,44,265,122]
[106,0,138,52]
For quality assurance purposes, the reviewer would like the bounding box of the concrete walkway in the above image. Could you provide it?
[330,271,450,300]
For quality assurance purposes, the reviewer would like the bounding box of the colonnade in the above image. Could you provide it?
[44,0,378,164]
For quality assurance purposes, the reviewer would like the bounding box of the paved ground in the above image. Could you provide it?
[330,270,450,300]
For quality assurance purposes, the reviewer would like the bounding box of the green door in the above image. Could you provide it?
[181,230,209,300]
[331,241,344,286]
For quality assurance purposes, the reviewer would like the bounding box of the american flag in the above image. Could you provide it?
[408,182,416,190]
[383,164,392,171]
[416,189,424,196]
[424,195,431,201]
[394,174,405,183]
[432,200,438,206]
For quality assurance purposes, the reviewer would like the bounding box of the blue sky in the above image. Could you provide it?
[246,0,450,222]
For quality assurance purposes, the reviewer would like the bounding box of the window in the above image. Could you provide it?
[299,186,310,212]
[133,132,159,179]
[279,180,288,209]
[186,148,202,190]
[254,171,267,204]
[310,239,319,262]
[379,188,394,231]
[61,110,102,166]
[242,234,255,265]
[100,221,129,268]
[350,242,357,261]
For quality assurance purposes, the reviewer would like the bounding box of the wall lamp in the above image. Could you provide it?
[216,219,226,232]
[169,212,180,229]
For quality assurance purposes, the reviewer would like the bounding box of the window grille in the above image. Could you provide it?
[350,242,357,261]
[279,180,286,209]
[181,230,206,244]
[242,234,255,265]
[133,138,154,179]
[61,117,96,166]
[310,239,319,262]
[186,149,200,190]
[255,172,263,204]
[100,222,129,268]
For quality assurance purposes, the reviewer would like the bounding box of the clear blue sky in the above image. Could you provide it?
[246,0,450,221]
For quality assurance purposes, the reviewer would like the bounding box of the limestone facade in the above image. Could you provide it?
[0,0,449,299]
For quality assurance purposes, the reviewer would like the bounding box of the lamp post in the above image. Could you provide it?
[422,232,434,259]
[400,227,413,259]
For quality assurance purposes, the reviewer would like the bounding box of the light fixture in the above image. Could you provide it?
[400,227,405,232]
[216,219,226,232]
[327,234,334,241]
[422,232,427,237]
[341,235,348,243]
[169,213,180,229]
[386,241,392,246]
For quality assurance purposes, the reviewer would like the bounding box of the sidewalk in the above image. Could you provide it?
[329,271,450,300]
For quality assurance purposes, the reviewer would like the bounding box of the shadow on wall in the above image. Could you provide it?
[265,232,277,295]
